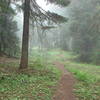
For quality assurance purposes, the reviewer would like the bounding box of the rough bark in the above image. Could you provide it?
[19,0,30,69]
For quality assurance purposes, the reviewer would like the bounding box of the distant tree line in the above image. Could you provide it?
[0,0,19,57]
[69,0,100,64]
[0,0,70,69]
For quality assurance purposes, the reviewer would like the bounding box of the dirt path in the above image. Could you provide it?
[52,61,76,100]
[0,56,19,64]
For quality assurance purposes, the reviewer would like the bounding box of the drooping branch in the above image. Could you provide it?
[11,0,69,25]
[41,26,56,30]
[29,0,68,30]
[30,0,68,23]
[46,0,70,6]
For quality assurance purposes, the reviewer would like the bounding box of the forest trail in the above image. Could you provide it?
[0,56,18,64]
[52,61,76,100]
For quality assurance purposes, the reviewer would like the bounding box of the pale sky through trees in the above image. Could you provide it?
[14,0,68,39]
[36,0,68,17]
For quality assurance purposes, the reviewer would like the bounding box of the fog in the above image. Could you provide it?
[13,0,100,62]
[0,0,100,99]
[15,0,70,50]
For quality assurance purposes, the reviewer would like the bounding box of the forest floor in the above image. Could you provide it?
[0,50,100,100]
[0,56,18,64]
[0,51,61,100]
[47,50,100,100]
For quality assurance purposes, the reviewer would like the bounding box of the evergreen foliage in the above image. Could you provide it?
[69,0,100,64]
[0,0,19,57]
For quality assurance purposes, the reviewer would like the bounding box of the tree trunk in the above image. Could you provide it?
[19,0,30,69]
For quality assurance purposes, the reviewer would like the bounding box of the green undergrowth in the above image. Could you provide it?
[0,49,100,100]
[46,50,100,100]
[0,51,61,100]
[64,62,100,100]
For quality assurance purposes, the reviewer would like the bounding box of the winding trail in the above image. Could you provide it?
[52,61,76,100]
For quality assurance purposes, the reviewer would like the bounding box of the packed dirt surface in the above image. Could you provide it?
[52,61,76,100]
[0,56,19,64]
